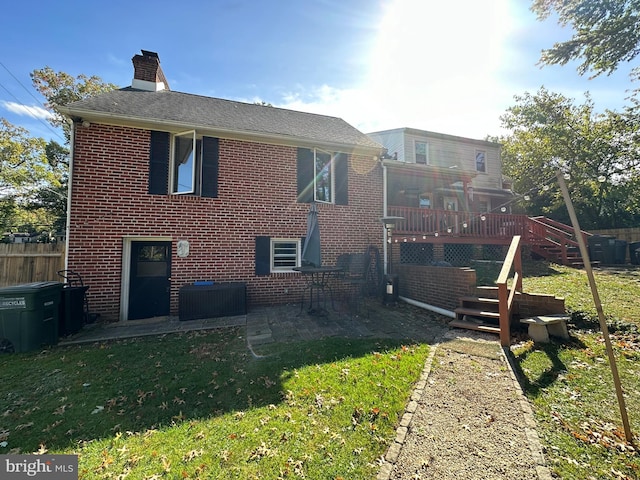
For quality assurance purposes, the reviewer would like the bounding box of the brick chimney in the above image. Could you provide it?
[131,50,170,91]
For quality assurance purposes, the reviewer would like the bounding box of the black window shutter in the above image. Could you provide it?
[296,147,314,203]
[255,236,271,276]
[149,131,170,195]
[335,152,348,205]
[201,136,219,198]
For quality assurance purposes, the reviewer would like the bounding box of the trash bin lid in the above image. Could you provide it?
[0,281,64,295]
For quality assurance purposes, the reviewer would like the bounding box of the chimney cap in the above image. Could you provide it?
[140,50,159,59]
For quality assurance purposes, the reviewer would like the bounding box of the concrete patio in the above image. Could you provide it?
[59,297,451,347]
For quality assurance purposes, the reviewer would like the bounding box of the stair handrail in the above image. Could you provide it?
[497,235,523,346]
[529,216,593,239]
[527,216,592,264]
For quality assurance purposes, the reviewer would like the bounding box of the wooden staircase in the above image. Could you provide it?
[451,237,523,346]
[526,216,594,267]
[451,289,502,334]
[450,237,568,345]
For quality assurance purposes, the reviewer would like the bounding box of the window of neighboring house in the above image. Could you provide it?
[419,195,432,208]
[270,238,300,272]
[415,141,428,164]
[296,147,348,205]
[314,149,333,203]
[475,150,486,173]
[148,131,219,197]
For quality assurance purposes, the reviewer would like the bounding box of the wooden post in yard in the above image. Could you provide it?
[556,170,633,443]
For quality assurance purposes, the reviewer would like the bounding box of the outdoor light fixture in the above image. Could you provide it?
[380,216,404,305]
[381,216,403,231]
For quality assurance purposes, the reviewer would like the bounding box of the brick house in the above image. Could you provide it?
[60,50,384,322]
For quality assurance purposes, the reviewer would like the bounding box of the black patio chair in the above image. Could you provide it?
[339,252,371,314]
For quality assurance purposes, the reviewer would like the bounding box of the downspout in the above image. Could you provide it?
[382,162,388,274]
[399,296,455,318]
[64,121,74,271]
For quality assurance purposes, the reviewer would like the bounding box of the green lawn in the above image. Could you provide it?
[0,330,429,479]
[512,263,640,479]
[2,260,639,479]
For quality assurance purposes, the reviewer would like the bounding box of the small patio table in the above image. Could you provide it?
[293,266,343,315]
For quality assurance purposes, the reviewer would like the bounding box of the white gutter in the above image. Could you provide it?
[400,296,456,318]
[382,163,388,274]
[63,121,74,271]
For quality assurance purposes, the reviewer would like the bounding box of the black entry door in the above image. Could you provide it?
[128,241,171,320]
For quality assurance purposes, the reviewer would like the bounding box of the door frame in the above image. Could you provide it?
[120,236,172,322]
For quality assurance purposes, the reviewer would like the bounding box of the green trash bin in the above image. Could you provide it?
[0,282,63,353]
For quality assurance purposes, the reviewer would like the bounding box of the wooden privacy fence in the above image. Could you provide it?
[0,243,65,287]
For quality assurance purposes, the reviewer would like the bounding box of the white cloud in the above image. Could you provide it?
[276,0,515,140]
[2,101,53,120]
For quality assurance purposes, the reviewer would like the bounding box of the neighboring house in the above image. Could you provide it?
[368,127,590,268]
[368,127,513,215]
[60,50,384,322]
[369,128,519,266]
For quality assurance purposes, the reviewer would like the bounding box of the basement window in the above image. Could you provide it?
[271,239,301,272]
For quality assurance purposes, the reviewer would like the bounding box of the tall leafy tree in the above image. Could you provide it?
[25,141,69,235]
[13,68,118,235]
[31,67,118,142]
[498,88,640,229]
[532,0,640,77]
[0,119,59,235]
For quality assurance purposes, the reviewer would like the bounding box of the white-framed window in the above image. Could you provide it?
[419,194,432,208]
[270,238,301,272]
[415,141,428,164]
[172,130,201,194]
[475,149,486,173]
[314,149,334,203]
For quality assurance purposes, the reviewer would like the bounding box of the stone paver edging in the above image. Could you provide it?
[377,344,439,479]
[501,346,553,480]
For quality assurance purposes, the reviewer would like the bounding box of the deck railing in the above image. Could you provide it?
[387,206,590,265]
[387,206,530,241]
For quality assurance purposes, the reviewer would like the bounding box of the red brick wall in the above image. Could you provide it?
[396,264,476,311]
[68,123,384,320]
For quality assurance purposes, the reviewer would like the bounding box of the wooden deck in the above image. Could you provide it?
[386,206,592,265]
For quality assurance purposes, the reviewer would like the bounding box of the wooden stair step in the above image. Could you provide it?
[448,319,501,334]
[459,296,500,304]
[453,307,500,319]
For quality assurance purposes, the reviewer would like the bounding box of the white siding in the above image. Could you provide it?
[369,128,503,190]
[367,130,405,161]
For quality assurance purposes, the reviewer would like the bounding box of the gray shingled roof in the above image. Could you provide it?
[62,88,382,152]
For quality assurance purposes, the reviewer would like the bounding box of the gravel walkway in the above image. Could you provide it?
[378,331,552,480]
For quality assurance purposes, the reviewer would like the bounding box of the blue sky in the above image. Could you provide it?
[1,0,637,143]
